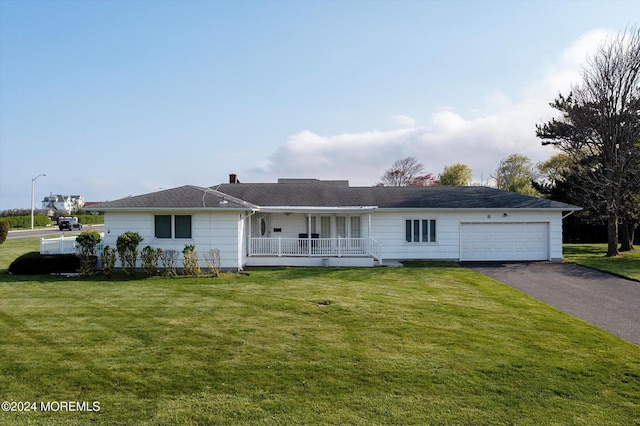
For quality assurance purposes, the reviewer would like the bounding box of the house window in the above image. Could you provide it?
[336,217,346,238]
[320,216,331,238]
[405,219,436,243]
[155,215,172,239]
[350,216,361,238]
[155,215,192,239]
[175,215,192,239]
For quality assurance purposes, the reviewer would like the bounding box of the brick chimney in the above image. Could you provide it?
[229,173,239,184]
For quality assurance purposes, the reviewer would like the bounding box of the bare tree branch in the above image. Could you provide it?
[379,157,434,186]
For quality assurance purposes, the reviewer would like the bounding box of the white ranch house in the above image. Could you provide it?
[93,177,581,270]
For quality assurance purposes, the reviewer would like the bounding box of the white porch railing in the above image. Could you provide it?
[249,237,381,262]
[41,235,78,254]
[40,235,105,255]
[369,237,381,263]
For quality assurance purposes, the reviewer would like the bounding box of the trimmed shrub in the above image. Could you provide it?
[76,230,102,276]
[182,244,200,277]
[205,249,221,277]
[101,245,117,278]
[160,249,179,276]
[0,220,9,244]
[141,246,162,277]
[116,231,143,276]
[76,230,102,254]
[9,252,80,275]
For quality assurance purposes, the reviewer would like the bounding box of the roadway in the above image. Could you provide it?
[6,224,105,240]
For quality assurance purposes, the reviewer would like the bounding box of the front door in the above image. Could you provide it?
[252,214,270,238]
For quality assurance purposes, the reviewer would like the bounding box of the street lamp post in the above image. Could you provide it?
[31,173,46,230]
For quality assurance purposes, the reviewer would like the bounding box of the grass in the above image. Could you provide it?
[0,240,638,425]
[563,243,640,281]
[0,237,40,265]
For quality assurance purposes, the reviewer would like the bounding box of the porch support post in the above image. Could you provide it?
[247,213,252,256]
[367,213,372,257]
[245,213,253,256]
[307,214,311,256]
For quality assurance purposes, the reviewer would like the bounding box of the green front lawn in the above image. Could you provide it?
[0,240,638,425]
[0,237,40,268]
[564,243,640,281]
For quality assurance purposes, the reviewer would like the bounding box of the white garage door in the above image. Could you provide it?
[460,222,549,261]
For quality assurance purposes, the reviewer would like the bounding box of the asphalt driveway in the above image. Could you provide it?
[467,262,640,346]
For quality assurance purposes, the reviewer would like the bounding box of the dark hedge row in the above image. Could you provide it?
[1,216,51,229]
[0,214,104,229]
[73,214,104,225]
[9,252,81,275]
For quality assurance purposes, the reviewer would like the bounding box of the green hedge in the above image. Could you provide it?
[74,214,104,225]
[0,215,104,229]
[2,216,51,229]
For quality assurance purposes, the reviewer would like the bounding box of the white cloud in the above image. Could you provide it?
[251,30,614,187]
[391,115,417,127]
[523,29,613,101]
[253,128,424,184]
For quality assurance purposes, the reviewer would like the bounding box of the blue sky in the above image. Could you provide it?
[1,0,638,210]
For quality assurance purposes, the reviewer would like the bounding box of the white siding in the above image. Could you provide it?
[370,210,565,262]
[103,208,567,268]
[103,210,243,270]
[268,214,307,238]
[370,210,459,261]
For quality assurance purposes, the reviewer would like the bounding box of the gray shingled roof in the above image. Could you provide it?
[214,182,581,210]
[93,181,581,211]
[92,185,252,210]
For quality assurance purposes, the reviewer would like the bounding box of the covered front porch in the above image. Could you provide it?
[244,208,382,267]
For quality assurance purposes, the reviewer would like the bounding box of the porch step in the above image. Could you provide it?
[246,256,375,267]
[374,260,404,268]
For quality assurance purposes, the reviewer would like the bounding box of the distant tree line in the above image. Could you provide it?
[1,208,49,217]
[377,157,473,187]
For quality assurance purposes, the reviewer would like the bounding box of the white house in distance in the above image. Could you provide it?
[92,175,581,270]
[42,193,85,215]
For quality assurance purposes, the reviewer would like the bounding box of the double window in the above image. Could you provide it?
[405,219,436,243]
[155,215,192,239]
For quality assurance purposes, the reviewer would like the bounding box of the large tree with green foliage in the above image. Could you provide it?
[438,163,473,186]
[492,154,539,197]
[536,27,640,256]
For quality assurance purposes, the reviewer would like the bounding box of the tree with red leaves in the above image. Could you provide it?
[378,157,436,187]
